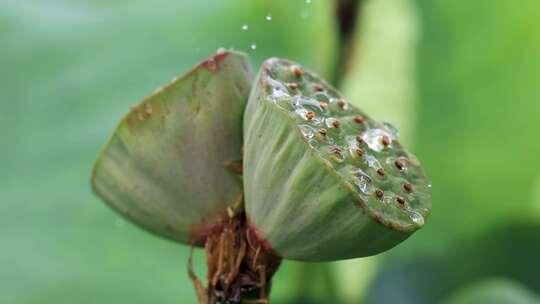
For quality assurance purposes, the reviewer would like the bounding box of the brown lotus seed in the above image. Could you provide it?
[381,135,390,147]
[403,183,413,192]
[319,101,328,110]
[375,189,384,199]
[396,197,406,205]
[377,168,385,177]
[332,119,341,128]
[319,128,327,136]
[336,99,346,109]
[395,159,406,171]
[355,148,364,157]
[313,84,324,92]
[356,135,364,144]
[291,66,302,78]
[306,111,315,120]
[354,116,364,124]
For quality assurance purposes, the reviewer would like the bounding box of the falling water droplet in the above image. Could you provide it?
[266,14,272,21]
[242,24,249,31]
[305,0,312,3]
[250,43,257,50]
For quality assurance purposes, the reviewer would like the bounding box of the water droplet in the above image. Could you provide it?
[427,183,433,189]
[295,108,316,121]
[266,79,290,103]
[325,117,341,128]
[365,155,382,170]
[305,0,312,3]
[383,122,400,138]
[298,125,315,139]
[242,24,249,31]
[408,210,425,226]
[216,47,227,55]
[361,129,394,152]
[266,14,272,21]
[250,43,257,50]
[295,96,323,111]
[353,169,373,194]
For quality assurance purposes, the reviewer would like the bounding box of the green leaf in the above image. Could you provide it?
[442,278,540,304]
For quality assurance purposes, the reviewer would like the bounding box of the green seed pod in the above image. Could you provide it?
[243,58,431,261]
[91,50,254,246]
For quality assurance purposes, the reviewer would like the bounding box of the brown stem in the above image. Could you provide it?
[195,210,281,304]
[333,0,363,88]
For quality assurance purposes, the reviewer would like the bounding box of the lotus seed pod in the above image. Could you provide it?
[243,58,431,261]
[91,50,254,246]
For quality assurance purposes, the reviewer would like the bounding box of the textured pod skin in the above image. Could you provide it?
[243,58,431,261]
[91,51,254,246]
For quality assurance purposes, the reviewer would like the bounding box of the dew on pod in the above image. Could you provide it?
[326,117,341,128]
[361,128,394,152]
[408,210,425,226]
[383,121,400,138]
[353,169,373,194]
[298,125,315,139]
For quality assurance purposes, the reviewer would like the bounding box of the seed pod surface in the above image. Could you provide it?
[243,58,431,261]
[91,51,254,246]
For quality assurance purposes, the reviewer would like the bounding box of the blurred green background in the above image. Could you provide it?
[2,0,540,303]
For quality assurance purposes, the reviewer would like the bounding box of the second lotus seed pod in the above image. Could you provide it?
[243,58,432,261]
